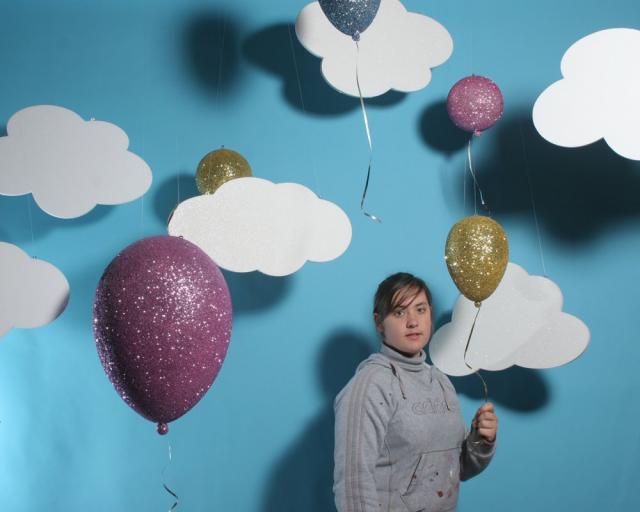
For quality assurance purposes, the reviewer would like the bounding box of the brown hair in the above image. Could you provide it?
[373,272,432,327]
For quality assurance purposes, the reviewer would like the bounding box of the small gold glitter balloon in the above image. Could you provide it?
[445,215,509,304]
[195,148,252,194]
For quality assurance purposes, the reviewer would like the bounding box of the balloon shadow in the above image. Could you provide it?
[182,10,244,99]
[152,171,200,226]
[418,100,469,158]
[458,112,640,242]
[242,23,406,116]
[261,328,374,512]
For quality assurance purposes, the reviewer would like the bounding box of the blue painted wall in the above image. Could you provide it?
[1,0,639,510]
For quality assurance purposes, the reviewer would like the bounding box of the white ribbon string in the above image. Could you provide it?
[356,41,381,223]
[463,303,489,404]
[161,441,179,512]
[467,137,489,214]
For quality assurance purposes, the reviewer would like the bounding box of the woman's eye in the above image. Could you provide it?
[417,307,426,314]
[394,310,405,317]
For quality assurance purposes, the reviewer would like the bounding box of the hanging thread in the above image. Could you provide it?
[26,195,35,245]
[215,14,227,104]
[286,24,322,196]
[517,121,548,276]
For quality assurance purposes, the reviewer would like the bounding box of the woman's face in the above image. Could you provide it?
[376,288,432,356]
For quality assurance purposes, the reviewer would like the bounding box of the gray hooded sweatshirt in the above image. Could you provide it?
[334,344,495,512]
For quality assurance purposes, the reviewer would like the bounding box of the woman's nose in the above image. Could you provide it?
[406,314,418,327]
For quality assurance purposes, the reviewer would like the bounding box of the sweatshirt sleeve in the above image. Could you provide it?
[333,366,395,512]
[459,428,496,481]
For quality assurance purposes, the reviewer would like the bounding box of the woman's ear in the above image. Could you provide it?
[374,313,384,334]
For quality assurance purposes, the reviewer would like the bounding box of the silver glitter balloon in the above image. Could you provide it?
[319,0,381,40]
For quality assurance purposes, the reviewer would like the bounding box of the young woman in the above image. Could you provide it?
[334,273,498,512]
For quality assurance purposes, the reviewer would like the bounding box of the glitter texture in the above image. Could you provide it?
[319,0,381,39]
[195,148,252,195]
[445,215,509,304]
[93,235,232,431]
[447,75,504,134]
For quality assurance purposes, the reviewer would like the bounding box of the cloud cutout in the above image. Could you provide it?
[296,0,453,98]
[533,28,640,160]
[429,262,589,376]
[0,242,70,338]
[167,177,352,276]
[0,105,152,218]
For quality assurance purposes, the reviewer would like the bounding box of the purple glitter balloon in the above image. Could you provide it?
[93,235,232,433]
[446,75,504,135]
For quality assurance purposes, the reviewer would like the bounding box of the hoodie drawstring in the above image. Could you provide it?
[389,363,407,400]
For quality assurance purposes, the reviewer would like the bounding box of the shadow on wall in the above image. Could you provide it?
[223,270,293,315]
[419,103,640,242]
[431,311,550,412]
[152,171,200,226]
[419,100,469,158]
[242,23,406,116]
[183,10,244,99]
[262,328,375,512]
[0,195,112,245]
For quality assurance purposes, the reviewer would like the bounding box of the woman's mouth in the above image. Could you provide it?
[406,332,422,340]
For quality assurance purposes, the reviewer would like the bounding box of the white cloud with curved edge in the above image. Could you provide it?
[533,28,640,160]
[0,242,70,338]
[429,262,590,377]
[167,177,352,276]
[0,105,152,218]
[296,0,453,98]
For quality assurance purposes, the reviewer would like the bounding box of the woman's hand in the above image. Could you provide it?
[472,402,498,443]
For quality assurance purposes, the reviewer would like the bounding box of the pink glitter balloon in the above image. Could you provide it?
[93,235,232,434]
[446,75,504,135]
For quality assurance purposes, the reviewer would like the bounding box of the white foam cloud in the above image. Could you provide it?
[429,262,590,376]
[0,242,70,338]
[0,105,152,218]
[167,177,352,276]
[533,28,640,160]
[296,0,452,98]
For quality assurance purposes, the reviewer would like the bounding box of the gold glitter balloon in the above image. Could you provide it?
[195,148,252,194]
[445,215,509,304]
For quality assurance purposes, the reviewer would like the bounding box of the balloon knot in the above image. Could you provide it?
[157,423,169,435]
[352,31,361,42]
[473,130,483,137]
[474,301,482,308]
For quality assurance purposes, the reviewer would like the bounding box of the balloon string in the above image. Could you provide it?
[286,24,322,197]
[161,441,179,512]
[463,303,488,403]
[467,138,490,215]
[355,41,381,223]
[517,121,548,276]
[463,146,467,214]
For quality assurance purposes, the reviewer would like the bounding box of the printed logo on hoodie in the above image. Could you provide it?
[411,398,458,415]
